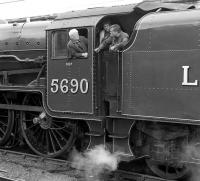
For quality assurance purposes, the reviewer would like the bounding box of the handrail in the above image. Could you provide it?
[117,51,122,113]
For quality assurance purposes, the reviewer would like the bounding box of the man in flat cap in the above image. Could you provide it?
[67,29,88,58]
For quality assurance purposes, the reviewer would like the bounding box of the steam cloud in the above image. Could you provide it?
[182,143,200,181]
[71,145,120,181]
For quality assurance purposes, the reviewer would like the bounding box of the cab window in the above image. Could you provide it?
[51,28,89,59]
[78,28,88,38]
[52,30,68,58]
[66,28,88,59]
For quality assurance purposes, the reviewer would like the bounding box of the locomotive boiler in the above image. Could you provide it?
[0,1,199,180]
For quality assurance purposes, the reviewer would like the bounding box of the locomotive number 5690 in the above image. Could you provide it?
[50,78,89,94]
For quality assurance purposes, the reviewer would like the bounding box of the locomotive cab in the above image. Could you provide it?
[44,7,140,157]
[47,25,94,114]
[45,5,141,117]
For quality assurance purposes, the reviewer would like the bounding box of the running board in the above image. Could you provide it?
[0,103,43,112]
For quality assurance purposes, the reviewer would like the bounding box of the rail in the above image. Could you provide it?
[112,170,176,181]
[0,176,20,181]
[0,149,70,172]
[0,149,177,181]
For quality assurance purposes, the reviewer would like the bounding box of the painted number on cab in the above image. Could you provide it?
[50,78,89,94]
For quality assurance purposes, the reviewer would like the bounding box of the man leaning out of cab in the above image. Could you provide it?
[95,24,129,53]
[67,29,88,58]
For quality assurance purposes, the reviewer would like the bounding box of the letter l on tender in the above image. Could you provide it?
[182,66,198,86]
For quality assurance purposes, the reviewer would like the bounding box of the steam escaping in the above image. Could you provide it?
[181,143,200,181]
[71,145,120,181]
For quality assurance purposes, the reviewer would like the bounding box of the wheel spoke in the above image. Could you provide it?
[0,131,4,138]
[26,124,37,130]
[0,121,7,126]
[0,127,5,135]
[40,131,45,145]
[37,128,43,139]
[49,130,56,153]
[0,99,13,145]
[50,130,62,149]
[54,129,68,144]
[46,131,50,153]
[32,126,41,137]
[27,112,38,117]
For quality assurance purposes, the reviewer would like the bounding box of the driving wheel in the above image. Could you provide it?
[20,94,75,157]
[145,158,189,180]
[0,94,14,145]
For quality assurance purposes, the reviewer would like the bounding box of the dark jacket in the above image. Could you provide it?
[99,31,129,51]
[67,36,88,58]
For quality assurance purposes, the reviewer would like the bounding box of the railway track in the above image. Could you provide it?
[112,170,176,181]
[0,149,179,181]
[0,149,71,172]
[0,173,178,181]
[0,148,80,181]
[0,176,18,181]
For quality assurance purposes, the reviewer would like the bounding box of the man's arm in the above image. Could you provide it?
[99,30,105,44]
[67,43,85,58]
[97,36,112,51]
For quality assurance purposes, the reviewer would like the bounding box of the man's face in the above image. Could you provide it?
[110,28,118,37]
[103,23,110,32]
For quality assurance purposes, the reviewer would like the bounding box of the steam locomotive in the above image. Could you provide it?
[0,1,200,180]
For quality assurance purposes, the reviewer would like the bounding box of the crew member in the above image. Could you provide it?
[95,24,129,53]
[67,29,88,58]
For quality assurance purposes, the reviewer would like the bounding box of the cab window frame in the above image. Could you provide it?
[51,27,89,60]
[51,29,68,60]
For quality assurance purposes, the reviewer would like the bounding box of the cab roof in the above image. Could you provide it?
[55,1,195,20]
[46,1,195,30]
[56,4,136,20]
[47,4,136,30]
